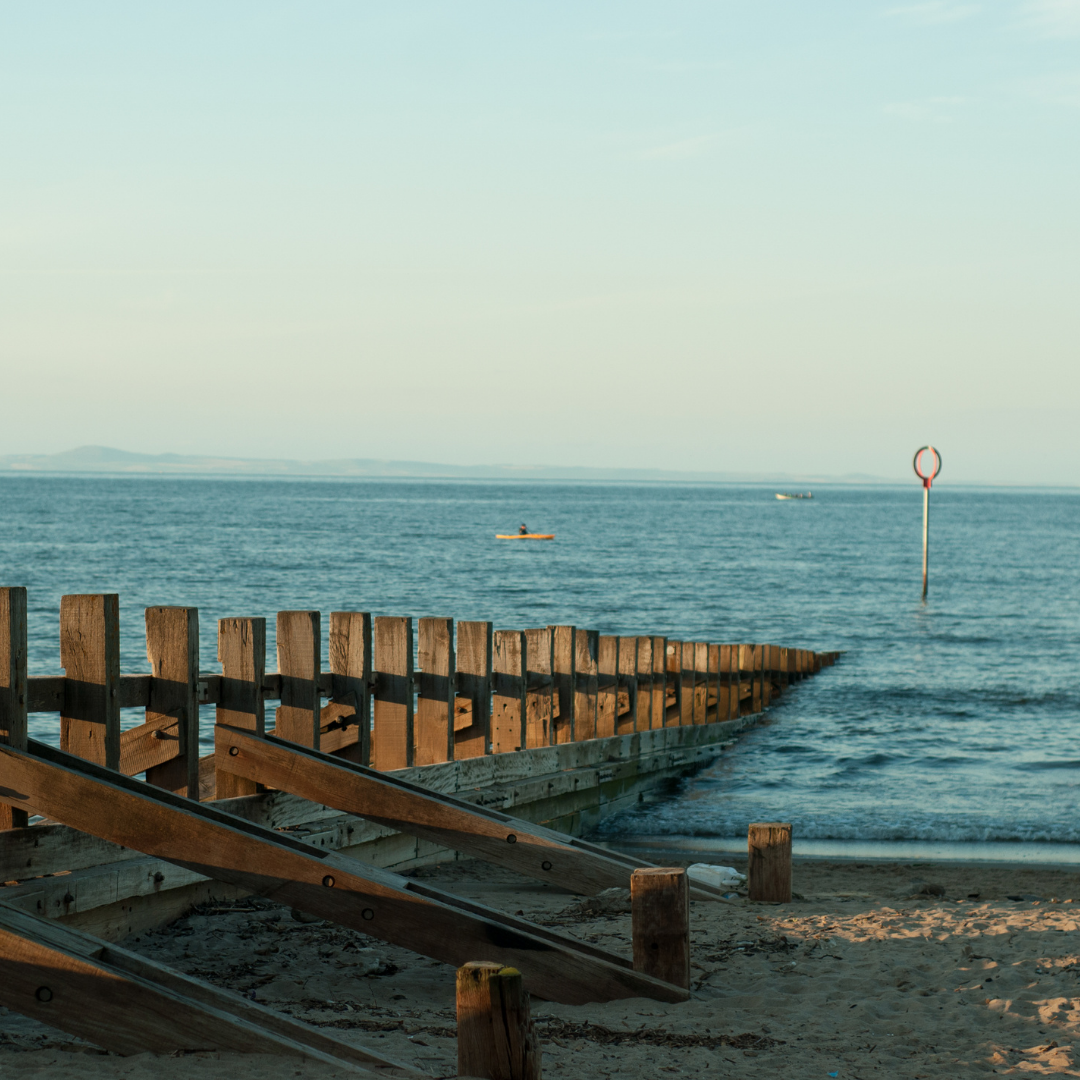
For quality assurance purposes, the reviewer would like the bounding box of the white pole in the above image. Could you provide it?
[921,484,929,600]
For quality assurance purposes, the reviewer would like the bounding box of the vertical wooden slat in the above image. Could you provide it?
[754,644,765,712]
[215,617,266,800]
[327,611,371,765]
[664,642,682,726]
[634,637,652,731]
[144,607,199,798]
[706,644,720,722]
[551,625,576,744]
[616,635,637,735]
[572,629,598,742]
[761,644,773,708]
[651,636,666,731]
[372,616,413,770]
[679,641,695,727]
[779,646,789,694]
[455,621,492,760]
[693,642,709,724]
[416,617,454,766]
[491,630,526,753]
[595,635,619,739]
[275,611,321,749]
[0,587,28,829]
[60,594,120,769]
[737,644,752,715]
[524,628,553,748]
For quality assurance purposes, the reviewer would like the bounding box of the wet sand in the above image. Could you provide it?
[3,857,1080,1077]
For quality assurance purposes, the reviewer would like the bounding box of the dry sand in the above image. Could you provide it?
[3,856,1080,1077]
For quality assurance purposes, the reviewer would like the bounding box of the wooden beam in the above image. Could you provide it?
[0,901,418,1073]
[456,962,540,1080]
[693,643,709,725]
[523,628,553,749]
[595,636,618,739]
[491,630,525,754]
[679,641,695,727]
[0,587,28,829]
[275,611,321,749]
[706,644,720,721]
[551,625,575,744]
[416,618,454,766]
[215,617,266,800]
[664,641,682,726]
[635,637,653,731]
[60,594,120,769]
[616,636,637,735]
[143,607,200,798]
[0,739,687,1005]
[373,617,413,771]
[572,629,598,742]
[326,611,371,763]
[455,621,492,760]
[650,636,666,732]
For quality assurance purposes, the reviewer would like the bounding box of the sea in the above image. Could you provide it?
[2,474,1078,864]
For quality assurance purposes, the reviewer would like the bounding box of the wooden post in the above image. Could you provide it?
[456,962,540,1080]
[523,628,553,748]
[416,618,454,766]
[779,646,789,692]
[631,868,690,989]
[491,630,526,753]
[372,616,413,770]
[693,642,709,724]
[761,645,774,707]
[651,636,666,730]
[551,625,575,744]
[616,635,637,735]
[664,641,680,726]
[748,822,792,903]
[326,611,371,764]
[634,636,653,730]
[706,644,720,721]
[60,594,120,769]
[144,607,199,798]
[455,621,492,760]
[215,617,266,800]
[0,587,28,829]
[596,635,619,739]
[573,629,598,741]
[274,611,321,749]
[679,642,695,726]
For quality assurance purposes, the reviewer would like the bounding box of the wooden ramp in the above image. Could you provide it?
[0,739,687,1006]
[0,901,418,1073]
[215,723,734,903]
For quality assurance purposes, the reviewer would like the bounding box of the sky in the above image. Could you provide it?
[1,2,1078,484]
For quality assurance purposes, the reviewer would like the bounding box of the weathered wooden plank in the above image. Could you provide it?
[456,962,540,1080]
[650,636,666,732]
[143,607,199,798]
[214,617,266,800]
[616,636,637,735]
[373,617,413,771]
[275,610,321,749]
[595,636,618,739]
[0,740,687,1005]
[523,628,553,749]
[635,637,653,731]
[455,621,492,760]
[748,821,792,903]
[706,644,720,721]
[679,641,695,727]
[491,630,526,754]
[551,625,575,745]
[0,587,28,829]
[572,630,598,742]
[693,642,709,725]
[60,594,120,769]
[0,822,136,882]
[0,902,415,1072]
[118,714,181,778]
[665,641,682,726]
[416,618,454,766]
[327,611,371,764]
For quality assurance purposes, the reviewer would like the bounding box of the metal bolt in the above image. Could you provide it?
[361,908,374,921]
[229,746,239,756]
[506,834,517,844]
[541,860,552,871]
[35,986,53,1003]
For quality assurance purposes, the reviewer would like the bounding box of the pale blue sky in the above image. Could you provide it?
[2,2,1078,482]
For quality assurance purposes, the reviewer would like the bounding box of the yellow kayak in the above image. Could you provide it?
[496,533,555,540]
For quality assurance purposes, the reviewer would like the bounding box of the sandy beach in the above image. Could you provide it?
[2,856,1079,1077]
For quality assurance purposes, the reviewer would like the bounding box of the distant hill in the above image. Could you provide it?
[0,445,892,485]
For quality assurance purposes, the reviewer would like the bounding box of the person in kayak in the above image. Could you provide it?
[518,523,528,535]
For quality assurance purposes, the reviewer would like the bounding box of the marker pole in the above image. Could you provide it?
[913,446,942,602]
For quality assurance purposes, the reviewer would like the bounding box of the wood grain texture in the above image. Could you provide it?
[328,611,371,765]
[634,637,653,731]
[415,618,454,766]
[679,641,695,727]
[650,636,666,732]
[665,641,682,726]
[215,618,266,800]
[491,630,525,754]
[705,645,719,721]
[373,617,413,771]
[0,740,687,1005]
[456,962,540,1080]
[523,628,553,749]
[275,611,321,749]
[551,625,575,745]
[59,594,120,769]
[616,636,637,735]
[0,588,28,828]
[595,636,618,739]
[143,607,199,798]
[455,621,492,760]
[631,867,689,989]
[748,822,792,903]
[693,643,709,725]
[719,645,734,721]
[572,629,598,742]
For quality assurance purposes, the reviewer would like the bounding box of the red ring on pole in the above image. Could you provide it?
[913,446,942,489]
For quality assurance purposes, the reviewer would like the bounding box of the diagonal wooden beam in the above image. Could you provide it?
[0,901,418,1073]
[214,724,733,904]
[0,740,687,1005]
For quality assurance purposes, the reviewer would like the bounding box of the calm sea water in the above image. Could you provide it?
[1,475,1078,856]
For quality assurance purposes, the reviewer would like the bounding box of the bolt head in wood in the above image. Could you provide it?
[506,833,517,844]
[35,986,52,1002]
[541,860,552,871]
[229,745,239,756]
[361,908,374,920]
[322,875,335,887]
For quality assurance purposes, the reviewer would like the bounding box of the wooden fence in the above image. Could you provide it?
[0,588,837,824]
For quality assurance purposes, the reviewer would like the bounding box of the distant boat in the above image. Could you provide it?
[775,492,812,500]
[496,533,555,540]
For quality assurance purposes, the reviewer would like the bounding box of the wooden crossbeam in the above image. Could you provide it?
[0,739,687,1005]
[0,901,417,1073]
